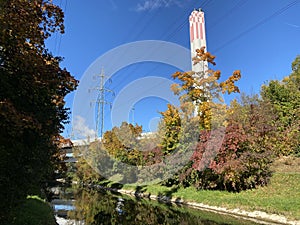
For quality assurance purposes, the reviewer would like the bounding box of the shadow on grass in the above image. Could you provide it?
[134,185,149,199]
[157,186,181,204]
[110,183,124,190]
[11,196,56,225]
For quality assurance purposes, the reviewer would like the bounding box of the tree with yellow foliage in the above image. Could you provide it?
[159,47,244,188]
[171,47,241,130]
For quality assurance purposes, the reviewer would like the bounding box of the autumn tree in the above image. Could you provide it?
[158,48,242,188]
[176,93,273,191]
[261,55,300,156]
[103,122,143,165]
[213,96,274,190]
[160,48,275,191]
[73,142,108,185]
[98,122,143,182]
[171,47,241,130]
[0,0,77,220]
[189,56,300,190]
[159,104,181,154]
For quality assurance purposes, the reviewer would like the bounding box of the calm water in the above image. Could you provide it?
[52,186,264,225]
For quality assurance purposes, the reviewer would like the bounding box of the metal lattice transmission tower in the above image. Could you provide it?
[93,68,114,139]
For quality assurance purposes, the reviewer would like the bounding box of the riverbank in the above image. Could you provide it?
[99,156,300,225]
[10,195,56,225]
[118,188,299,225]
[55,156,299,224]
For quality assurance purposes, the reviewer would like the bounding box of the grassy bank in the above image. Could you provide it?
[119,156,300,220]
[10,196,56,225]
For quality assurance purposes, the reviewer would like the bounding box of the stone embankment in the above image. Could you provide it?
[118,189,300,225]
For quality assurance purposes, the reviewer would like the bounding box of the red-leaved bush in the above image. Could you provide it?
[185,122,273,192]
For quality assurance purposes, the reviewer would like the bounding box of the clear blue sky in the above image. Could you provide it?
[46,0,300,139]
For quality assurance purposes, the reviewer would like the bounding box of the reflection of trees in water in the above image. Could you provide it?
[67,188,255,225]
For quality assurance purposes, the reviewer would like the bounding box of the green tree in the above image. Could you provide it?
[261,55,300,155]
[0,0,77,220]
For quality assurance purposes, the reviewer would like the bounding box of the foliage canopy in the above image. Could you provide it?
[0,0,78,220]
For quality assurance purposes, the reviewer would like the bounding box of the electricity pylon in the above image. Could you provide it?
[92,68,114,139]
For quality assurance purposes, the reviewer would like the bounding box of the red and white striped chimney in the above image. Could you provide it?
[189,8,208,76]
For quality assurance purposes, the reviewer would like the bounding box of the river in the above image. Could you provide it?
[51,185,267,225]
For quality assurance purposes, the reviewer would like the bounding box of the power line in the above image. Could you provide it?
[106,1,158,69]
[51,0,68,56]
[201,0,211,9]
[106,0,174,92]
[92,0,179,132]
[53,0,63,55]
[207,0,249,31]
[108,0,227,98]
[80,1,299,136]
[57,0,68,55]
[110,3,201,92]
[106,0,250,115]
[212,0,300,53]
[103,1,241,128]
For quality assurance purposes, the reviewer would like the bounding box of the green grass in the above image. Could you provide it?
[10,195,56,225]
[174,173,299,219]
[121,156,300,220]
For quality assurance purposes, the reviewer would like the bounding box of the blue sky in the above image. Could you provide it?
[46,0,300,139]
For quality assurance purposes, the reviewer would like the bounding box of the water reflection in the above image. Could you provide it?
[67,187,261,225]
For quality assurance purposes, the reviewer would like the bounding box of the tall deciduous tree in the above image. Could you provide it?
[103,122,143,165]
[159,48,242,188]
[261,55,300,155]
[171,47,241,130]
[0,0,77,220]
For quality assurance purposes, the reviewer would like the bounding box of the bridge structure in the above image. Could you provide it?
[60,132,154,163]
[59,138,91,163]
